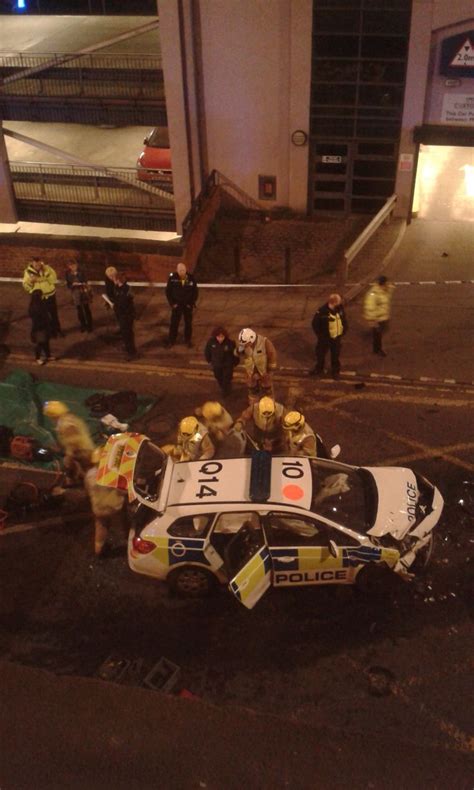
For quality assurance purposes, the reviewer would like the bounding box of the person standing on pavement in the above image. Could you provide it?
[363,275,395,357]
[309,293,348,380]
[236,327,278,404]
[22,257,63,338]
[204,326,238,396]
[165,262,198,348]
[28,289,55,366]
[106,269,138,361]
[65,260,93,333]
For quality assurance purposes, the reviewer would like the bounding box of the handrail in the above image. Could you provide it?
[344,194,397,264]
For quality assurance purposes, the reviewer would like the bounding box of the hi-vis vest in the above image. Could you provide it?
[22,264,57,298]
[283,425,317,457]
[178,421,214,461]
[242,334,268,376]
[328,312,344,339]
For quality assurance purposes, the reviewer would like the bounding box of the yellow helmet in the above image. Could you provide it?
[258,397,275,418]
[179,416,199,437]
[43,400,69,419]
[202,401,223,421]
[283,410,305,432]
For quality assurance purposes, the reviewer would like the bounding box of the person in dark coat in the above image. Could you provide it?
[309,293,348,380]
[65,260,93,333]
[109,271,137,360]
[28,289,55,365]
[165,262,198,348]
[204,326,238,396]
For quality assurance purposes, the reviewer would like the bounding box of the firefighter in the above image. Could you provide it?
[196,401,233,444]
[236,396,285,452]
[281,411,317,457]
[236,327,277,404]
[84,447,127,558]
[165,416,215,462]
[43,400,95,481]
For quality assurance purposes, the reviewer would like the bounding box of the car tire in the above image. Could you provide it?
[168,566,216,598]
[355,563,393,596]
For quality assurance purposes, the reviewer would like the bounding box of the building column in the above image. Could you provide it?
[0,129,18,224]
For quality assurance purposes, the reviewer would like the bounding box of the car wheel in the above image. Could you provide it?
[168,566,216,598]
[412,533,434,573]
[355,563,393,596]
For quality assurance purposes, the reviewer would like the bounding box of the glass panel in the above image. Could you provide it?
[356,119,401,138]
[315,180,346,193]
[362,10,411,34]
[311,119,355,137]
[313,84,357,104]
[314,197,346,211]
[361,36,408,58]
[364,0,411,9]
[354,160,396,177]
[315,143,348,155]
[314,9,360,33]
[351,197,386,213]
[313,36,359,58]
[313,60,359,82]
[360,60,406,83]
[358,142,396,155]
[359,85,404,107]
[315,162,347,175]
[352,179,394,196]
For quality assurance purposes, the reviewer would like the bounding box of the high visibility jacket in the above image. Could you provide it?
[328,312,344,339]
[56,413,95,457]
[85,466,126,518]
[363,282,394,322]
[177,421,215,462]
[23,263,57,298]
[283,423,317,457]
[312,304,348,340]
[241,334,277,377]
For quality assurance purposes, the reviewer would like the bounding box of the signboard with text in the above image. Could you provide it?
[441,94,474,125]
[440,31,474,78]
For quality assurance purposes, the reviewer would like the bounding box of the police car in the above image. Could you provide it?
[97,433,444,609]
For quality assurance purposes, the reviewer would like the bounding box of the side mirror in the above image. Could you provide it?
[328,539,338,558]
[330,444,341,459]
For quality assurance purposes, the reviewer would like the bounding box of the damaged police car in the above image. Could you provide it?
[97,433,444,609]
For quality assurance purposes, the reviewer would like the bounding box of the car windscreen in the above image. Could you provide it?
[133,440,167,502]
[147,127,169,148]
[309,459,377,533]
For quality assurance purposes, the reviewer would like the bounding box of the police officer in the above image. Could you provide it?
[281,411,317,457]
[167,416,215,462]
[310,293,348,380]
[363,275,395,357]
[165,262,198,348]
[237,396,285,452]
[23,257,63,338]
[236,327,277,404]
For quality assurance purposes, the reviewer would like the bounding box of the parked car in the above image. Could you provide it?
[97,433,444,609]
[136,128,172,182]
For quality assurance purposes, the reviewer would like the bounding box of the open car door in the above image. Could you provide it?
[226,523,272,609]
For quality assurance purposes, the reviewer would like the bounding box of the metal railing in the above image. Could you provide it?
[0,51,163,99]
[182,169,264,241]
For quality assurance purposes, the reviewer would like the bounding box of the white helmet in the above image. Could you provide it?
[238,328,256,345]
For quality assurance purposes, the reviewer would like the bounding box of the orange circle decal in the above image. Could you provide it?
[282,484,304,500]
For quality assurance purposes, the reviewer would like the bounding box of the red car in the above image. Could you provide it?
[136,128,172,182]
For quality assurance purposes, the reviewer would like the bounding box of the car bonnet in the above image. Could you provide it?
[366,466,420,540]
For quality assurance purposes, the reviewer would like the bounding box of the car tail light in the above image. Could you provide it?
[132,536,155,554]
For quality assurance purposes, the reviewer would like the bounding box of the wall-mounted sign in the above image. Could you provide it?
[258,175,277,201]
[399,153,413,172]
[291,130,308,146]
[440,31,474,78]
[445,79,461,87]
[441,94,474,124]
[321,155,342,164]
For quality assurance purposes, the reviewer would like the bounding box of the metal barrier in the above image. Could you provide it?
[337,194,397,289]
[9,162,176,231]
[0,51,163,99]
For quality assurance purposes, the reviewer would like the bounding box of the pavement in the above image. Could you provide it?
[1,215,473,789]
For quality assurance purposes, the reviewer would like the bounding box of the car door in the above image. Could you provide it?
[225,514,272,609]
[264,512,363,587]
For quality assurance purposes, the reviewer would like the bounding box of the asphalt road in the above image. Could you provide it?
[0,356,473,787]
